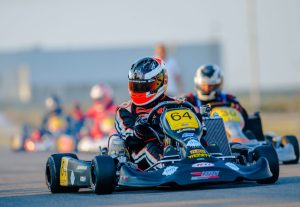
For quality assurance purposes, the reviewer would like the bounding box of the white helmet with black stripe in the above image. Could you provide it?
[194,64,223,101]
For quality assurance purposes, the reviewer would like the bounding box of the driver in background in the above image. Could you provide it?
[184,64,248,120]
[40,95,72,135]
[111,57,175,170]
[85,83,117,139]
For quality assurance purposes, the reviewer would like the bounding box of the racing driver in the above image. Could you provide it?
[109,57,175,170]
[184,64,248,120]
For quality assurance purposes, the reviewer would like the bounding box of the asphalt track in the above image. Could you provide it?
[0,150,299,207]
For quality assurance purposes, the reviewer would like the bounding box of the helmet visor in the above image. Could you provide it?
[129,71,164,93]
[196,83,220,95]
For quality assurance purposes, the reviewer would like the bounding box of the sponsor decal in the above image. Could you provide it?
[190,149,205,154]
[192,162,214,168]
[70,171,75,185]
[197,158,205,161]
[182,133,195,138]
[76,165,87,170]
[80,176,86,182]
[162,166,178,176]
[60,157,69,186]
[191,171,220,180]
[202,171,219,177]
[186,139,201,148]
[191,172,202,176]
[120,175,129,181]
[225,162,239,171]
[188,150,210,159]
[181,123,189,127]
[177,128,196,133]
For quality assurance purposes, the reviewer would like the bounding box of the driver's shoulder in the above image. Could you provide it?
[117,100,133,112]
[219,92,239,102]
[181,92,195,104]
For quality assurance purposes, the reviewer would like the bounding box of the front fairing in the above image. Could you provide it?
[118,156,272,187]
[159,107,213,160]
[160,107,203,147]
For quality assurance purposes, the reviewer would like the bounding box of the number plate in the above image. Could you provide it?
[165,109,199,131]
[211,107,242,123]
[60,157,69,186]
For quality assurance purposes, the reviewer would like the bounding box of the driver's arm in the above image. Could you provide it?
[115,107,159,147]
[115,107,135,141]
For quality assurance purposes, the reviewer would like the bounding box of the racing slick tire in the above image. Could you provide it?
[253,145,279,184]
[282,135,299,164]
[91,155,116,194]
[46,153,80,193]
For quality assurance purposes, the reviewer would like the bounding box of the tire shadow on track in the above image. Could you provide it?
[1,177,300,207]
[74,180,275,195]
[95,175,300,195]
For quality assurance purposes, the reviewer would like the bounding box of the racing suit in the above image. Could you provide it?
[184,92,248,121]
[115,94,174,170]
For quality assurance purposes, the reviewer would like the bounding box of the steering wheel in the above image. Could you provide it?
[146,100,197,126]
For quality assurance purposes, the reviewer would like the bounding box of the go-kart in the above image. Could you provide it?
[11,116,76,152]
[45,101,277,195]
[208,102,299,164]
[77,115,116,152]
[264,133,299,164]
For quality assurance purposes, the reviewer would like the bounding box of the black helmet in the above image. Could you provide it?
[128,57,168,105]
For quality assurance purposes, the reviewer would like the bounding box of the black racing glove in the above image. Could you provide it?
[126,116,162,148]
[133,116,160,142]
[124,117,148,147]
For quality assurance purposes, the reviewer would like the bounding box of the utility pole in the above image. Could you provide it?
[247,0,261,112]
[18,64,32,103]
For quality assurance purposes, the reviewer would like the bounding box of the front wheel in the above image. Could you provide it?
[282,135,299,164]
[91,155,116,194]
[45,153,80,193]
[253,145,279,184]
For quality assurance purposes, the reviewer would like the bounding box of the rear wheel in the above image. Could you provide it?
[253,145,279,184]
[282,135,299,164]
[91,155,116,194]
[45,153,80,193]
